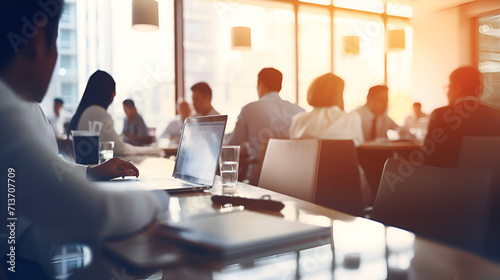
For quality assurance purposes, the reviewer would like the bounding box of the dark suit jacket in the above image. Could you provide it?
[424,98,500,167]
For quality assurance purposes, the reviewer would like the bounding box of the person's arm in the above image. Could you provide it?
[1,103,169,244]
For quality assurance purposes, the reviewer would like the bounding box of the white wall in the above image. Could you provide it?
[410,5,465,113]
[410,0,500,113]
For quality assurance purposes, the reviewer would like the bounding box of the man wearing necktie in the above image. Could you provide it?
[355,85,402,141]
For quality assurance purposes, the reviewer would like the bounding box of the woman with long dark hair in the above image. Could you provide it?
[70,70,160,155]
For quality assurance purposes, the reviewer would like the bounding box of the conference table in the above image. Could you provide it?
[58,156,500,280]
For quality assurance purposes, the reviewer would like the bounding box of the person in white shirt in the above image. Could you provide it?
[69,70,161,156]
[290,73,371,205]
[191,82,220,116]
[47,98,71,138]
[403,102,429,139]
[290,73,364,146]
[355,85,412,141]
[0,2,169,277]
[227,68,305,185]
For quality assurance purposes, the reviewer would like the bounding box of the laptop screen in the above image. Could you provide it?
[173,115,227,186]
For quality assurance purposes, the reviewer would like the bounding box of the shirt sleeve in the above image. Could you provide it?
[0,101,169,245]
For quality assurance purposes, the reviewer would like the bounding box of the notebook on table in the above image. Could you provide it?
[96,115,227,192]
[156,210,332,259]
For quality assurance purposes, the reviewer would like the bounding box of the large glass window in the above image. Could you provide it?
[184,0,296,131]
[108,0,176,133]
[386,20,413,123]
[478,14,500,107]
[42,0,414,135]
[298,5,331,110]
[334,0,384,14]
[333,12,385,112]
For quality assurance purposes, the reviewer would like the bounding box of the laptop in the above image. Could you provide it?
[156,210,332,259]
[98,115,227,192]
[106,210,332,268]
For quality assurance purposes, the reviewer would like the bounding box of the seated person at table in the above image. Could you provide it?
[47,97,71,138]
[69,70,161,156]
[191,82,219,116]
[424,66,500,167]
[355,85,410,141]
[122,99,152,146]
[0,1,169,277]
[226,68,305,185]
[404,102,429,131]
[159,99,192,143]
[290,73,371,205]
[290,73,363,146]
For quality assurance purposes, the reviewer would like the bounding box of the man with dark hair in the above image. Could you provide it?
[227,67,304,185]
[47,97,71,138]
[355,85,403,141]
[191,82,219,116]
[122,98,151,145]
[403,102,429,136]
[424,66,500,167]
[0,1,169,277]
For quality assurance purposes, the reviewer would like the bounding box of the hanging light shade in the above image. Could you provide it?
[343,36,359,55]
[388,29,405,51]
[231,26,251,50]
[132,0,159,31]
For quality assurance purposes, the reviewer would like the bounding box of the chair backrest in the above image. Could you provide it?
[458,136,500,169]
[372,158,490,252]
[258,139,364,216]
[457,136,500,259]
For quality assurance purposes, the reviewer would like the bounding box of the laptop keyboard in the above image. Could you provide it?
[140,178,195,188]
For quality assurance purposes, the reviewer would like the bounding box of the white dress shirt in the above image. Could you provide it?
[354,105,400,141]
[47,109,71,138]
[0,79,169,274]
[290,106,364,147]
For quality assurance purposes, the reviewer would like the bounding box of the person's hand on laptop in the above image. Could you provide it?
[87,158,140,181]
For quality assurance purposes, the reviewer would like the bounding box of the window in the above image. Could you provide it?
[61,2,76,24]
[386,20,414,122]
[298,6,332,110]
[334,0,384,14]
[478,14,500,107]
[333,12,385,111]
[184,0,296,131]
[61,83,78,105]
[58,29,74,50]
[108,0,176,133]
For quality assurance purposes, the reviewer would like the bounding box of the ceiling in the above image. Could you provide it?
[410,0,478,11]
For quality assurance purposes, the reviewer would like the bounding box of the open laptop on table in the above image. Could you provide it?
[99,115,227,192]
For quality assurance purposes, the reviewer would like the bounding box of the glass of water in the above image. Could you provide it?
[219,145,240,188]
[99,141,114,164]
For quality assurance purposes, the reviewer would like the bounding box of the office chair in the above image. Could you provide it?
[458,136,500,261]
[258,139,365,216]
[372,158,490,253]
